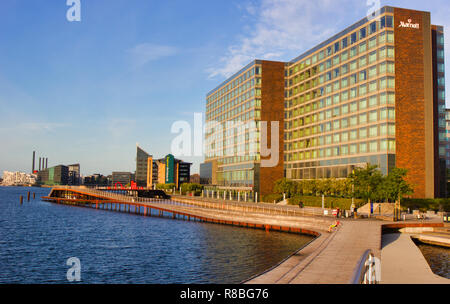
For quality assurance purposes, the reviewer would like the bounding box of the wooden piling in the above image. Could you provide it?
[27,191,30,202]
[20,195,23,204]
[33,193,35,199]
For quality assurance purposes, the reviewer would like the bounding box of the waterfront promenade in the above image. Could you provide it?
[42,186,449,284]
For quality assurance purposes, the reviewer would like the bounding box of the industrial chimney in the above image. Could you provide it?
[32,151,36,173]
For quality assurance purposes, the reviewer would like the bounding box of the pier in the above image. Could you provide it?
[41,186,449,284]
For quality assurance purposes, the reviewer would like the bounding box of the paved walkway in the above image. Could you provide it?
[247,220,382,284]
[381,233,449,284]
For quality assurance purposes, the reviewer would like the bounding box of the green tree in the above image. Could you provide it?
[273,178,297,198]
[349,164,384,203]
[383,168,414,219]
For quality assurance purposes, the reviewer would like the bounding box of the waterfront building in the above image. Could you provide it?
[1,171,37,186]
[136,145,152,187]
[190,173,200,184]
[205,6,446,198]
[204,60,285,195]
[83,174,109,186]
[68,164,81,185]
[154,154,192,188]
[111,172,133,187]
[37,165,69,186]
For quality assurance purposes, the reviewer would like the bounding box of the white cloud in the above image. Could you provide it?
[207,0,363,79]
[128,43,177,68]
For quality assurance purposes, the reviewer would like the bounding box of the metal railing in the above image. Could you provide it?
[350,249,380,284]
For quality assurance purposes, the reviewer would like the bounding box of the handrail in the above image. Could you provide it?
[350,249,379,284]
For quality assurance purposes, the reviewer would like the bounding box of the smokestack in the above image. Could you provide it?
[39,157,42,171]
[46,158,48,169]
[32,151,35,173]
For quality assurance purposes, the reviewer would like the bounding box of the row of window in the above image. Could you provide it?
[288,31,394,85]
[288,15,394,74]
[286,122,396,150]
[286,76,395,120]
[287,46,395,100]
[206,78,260,116]
[207,66,260,105]
[285,139,396,162]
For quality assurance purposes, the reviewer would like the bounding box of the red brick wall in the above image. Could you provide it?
[394,8,433,198]
[260,61,285,195]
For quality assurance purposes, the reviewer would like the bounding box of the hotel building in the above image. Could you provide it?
[203,60,285,195]
[204,6,446,198]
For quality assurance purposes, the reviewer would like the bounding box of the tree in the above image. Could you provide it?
[273,178,297,198]
[348,164,384,203]
[382,168,414,220]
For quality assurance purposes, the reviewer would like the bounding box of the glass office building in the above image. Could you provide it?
[204,60,285,195]
[205,6,446,198]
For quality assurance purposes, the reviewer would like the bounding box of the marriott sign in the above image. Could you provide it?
[399,19,420,29]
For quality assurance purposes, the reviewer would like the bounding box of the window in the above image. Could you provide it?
[341,64,348,74]
[369,95,377,107]
[327,46,332,56]
[379,31,386,44]
[387,31,394,43]
[386,16,393,28]
[380,139,387,151]
[341,104,349,115]
[351,32,357,44]
[350,130,357,140]
[380,108,387,120]
[350,102,357,112]
[388,140,395,152]
[350,60,358,72]
[350,116,357,126]
[359,70,367,81]
[360,27,367,39]
[359,113,367,124]
[369,51,377,64]
[369,141,378,152]
[342,37,348,49]
[388,108,395,120]
[359,56,367,67]
[341,77,348,88]
[350,47,357,58]
[380,16,386,29]
[360,142,367,153]
[369,65,377,78]
[369,126,378,137]
[359,84,367,95]
[333,55,340,66]
[334,42,340,53]
[350,144,357,154]
[368,80,377,92]
[369,110,377,122]
[359,42,367,53]
[370,22,377,35]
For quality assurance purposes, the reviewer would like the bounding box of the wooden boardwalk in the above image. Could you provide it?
[42,186,448,284]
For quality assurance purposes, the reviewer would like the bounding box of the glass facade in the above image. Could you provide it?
[284,12,396,179]
[205,61,261,188]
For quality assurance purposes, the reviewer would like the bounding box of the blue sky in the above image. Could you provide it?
[0,0,449,176]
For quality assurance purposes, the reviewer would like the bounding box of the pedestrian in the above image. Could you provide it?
[336,207,340,218]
